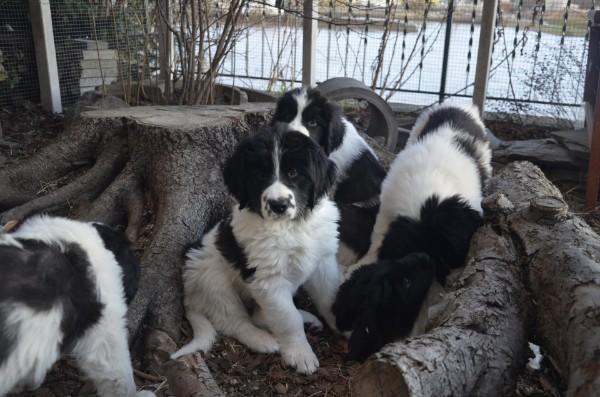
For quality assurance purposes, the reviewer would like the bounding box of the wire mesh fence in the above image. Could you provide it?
[0,0,40,109]
[50,0,159,107]
[0,0,594,126]
[218,0,592,125]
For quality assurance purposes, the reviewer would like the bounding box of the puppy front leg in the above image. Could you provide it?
[252,288,318,374]
[302,254,340,333]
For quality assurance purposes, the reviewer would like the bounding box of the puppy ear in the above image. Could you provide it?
[223,140,249,209]
[309,146,337,208]
[325,101,346,154]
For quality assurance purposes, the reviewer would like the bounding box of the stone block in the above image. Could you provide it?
[80,59,118,70]
[73,39,109,50]
[80,68,119,79]
[82,49,118,60]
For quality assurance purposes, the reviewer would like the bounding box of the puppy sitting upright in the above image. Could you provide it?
[171,124,340,374]
[271,87,386,266]
[0,215,152,397]
[334,103,493,361]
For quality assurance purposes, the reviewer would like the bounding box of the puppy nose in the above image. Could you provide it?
[268,198,290,214]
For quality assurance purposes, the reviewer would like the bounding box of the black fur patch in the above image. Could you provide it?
[215,218,256,282]
[93,223,140,305]
[334,149,386,205]
[332,253,435,362]
[378,195,483,284]
[0,304,15,365]
[417,106,486,141]
[337,204,379,259]
[0,239,104,355]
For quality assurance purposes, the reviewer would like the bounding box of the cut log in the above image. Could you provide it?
[352,224,529,397]
[352,161,600,397]
[490,162,600,397]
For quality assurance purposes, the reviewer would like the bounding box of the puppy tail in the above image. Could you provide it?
[170,312,216,360]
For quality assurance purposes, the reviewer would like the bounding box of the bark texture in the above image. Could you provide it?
[352,161,600,397]
[489,162,600,397]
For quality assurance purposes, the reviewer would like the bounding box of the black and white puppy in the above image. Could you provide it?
[334,103,493,361]
[0,215,153,397]
[171,124,340,374]
[271,87,386,265]
[332,253,435,362]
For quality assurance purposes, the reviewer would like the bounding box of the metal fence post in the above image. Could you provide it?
[302,0,317,87]
[29,0,62,113]
[473,0,498,116]
[439,0,455,103]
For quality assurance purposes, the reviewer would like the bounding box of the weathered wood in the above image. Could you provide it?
[492,162,600,397]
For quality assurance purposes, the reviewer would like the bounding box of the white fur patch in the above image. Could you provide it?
[329,118,375,181]
[288,89,310,135]
[261,180,297,220]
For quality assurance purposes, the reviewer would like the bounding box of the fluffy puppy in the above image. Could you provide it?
[332,253,435,362]
[335,103,492,361]
[0,215,152,397]
[271,87,386,265]
[171,124,340,374]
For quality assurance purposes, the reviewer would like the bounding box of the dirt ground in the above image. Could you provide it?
[0,106,581,397]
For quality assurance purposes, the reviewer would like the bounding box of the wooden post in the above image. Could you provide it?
[472,0,498,116]
[157,1,172,80]
[584,12,600,212]
[302,0,317,87]
[29,0,62,113]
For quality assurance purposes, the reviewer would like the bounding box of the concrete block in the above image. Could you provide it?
[80,68,119,79]
[82,49,118,60]
[80,76,118,88]
[73,39,109,50]
[80,59,118,70]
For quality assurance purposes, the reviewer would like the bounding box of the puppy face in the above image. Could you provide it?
[223,124,336,220]
[271,88,345,155]
[332,252,435,362]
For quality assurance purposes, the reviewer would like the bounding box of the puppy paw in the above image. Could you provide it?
[238,329,279,354]
[281,346,319,374]
[299,309,323,331]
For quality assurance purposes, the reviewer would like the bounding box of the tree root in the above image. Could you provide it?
[0,135,128,225]
[145,330,224,397]
[0,116,124,211]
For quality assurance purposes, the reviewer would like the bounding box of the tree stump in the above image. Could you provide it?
[0,104,272,396]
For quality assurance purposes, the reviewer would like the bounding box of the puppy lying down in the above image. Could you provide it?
[334,103,493,361]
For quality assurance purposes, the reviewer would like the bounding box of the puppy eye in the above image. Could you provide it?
[402,277,412,289]
[307,119,318,128]
[288,168,298,178]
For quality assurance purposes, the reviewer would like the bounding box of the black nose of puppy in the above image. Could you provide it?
[268,198,289,214]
